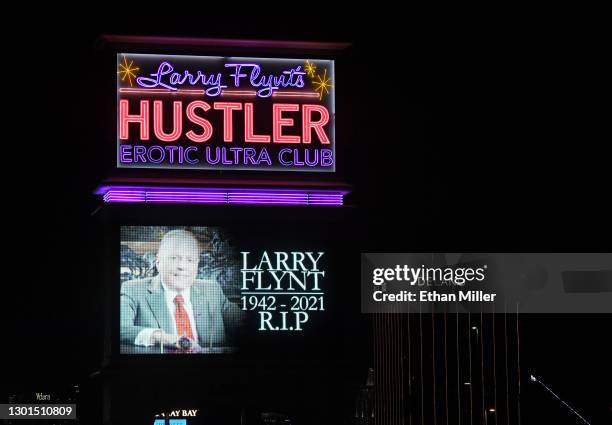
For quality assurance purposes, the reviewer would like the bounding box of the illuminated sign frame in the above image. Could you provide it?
[117,53,336,172]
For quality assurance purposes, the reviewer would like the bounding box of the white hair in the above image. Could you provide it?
[158,229,201,255]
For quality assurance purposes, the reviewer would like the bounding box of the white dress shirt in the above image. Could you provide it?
[134,281,199,346]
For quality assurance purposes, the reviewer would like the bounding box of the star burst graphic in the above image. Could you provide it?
[117,56,140,87]
[312,69,332,100]
[304,60,317,78]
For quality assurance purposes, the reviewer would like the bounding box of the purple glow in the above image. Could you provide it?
[96,186,347,206]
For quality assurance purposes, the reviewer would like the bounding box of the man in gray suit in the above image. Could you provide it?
[120,229,243,352]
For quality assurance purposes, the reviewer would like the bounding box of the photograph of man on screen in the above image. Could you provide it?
[120,229,244,354]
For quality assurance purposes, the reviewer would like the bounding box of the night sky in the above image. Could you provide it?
[4,6,610,424]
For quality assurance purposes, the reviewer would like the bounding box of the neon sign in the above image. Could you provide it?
[117,54,335,172]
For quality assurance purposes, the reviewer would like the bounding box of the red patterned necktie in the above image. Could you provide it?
[174,294,194,340]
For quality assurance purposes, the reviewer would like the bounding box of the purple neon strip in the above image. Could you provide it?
[147,193,226,198]
[151,198,307,205]
[104,190,146,202]
[146,199,227,204]
[230,193,309,197]
[148,199,227,203]
[99,186,348,195]
[105,192,146,197]
[147,195,226,199]
[106,197,341,206]
[100,186,345,206]
[105,196,146,200]
[104,190,146,194]
[233,201,310,205]
[106,192,342,200]
[310,202,343,205]
[229,194,309,198]
[104,191,146,195]
[229,199,309,203]
[230,198,308,203]
[105,197,143,202]
[309,200,343,204]
[146,192,223,195]
[147,194,225,198]
[231,202,311,205]
[231,198,310,202]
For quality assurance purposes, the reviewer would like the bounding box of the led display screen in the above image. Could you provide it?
[120,226,332,355]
